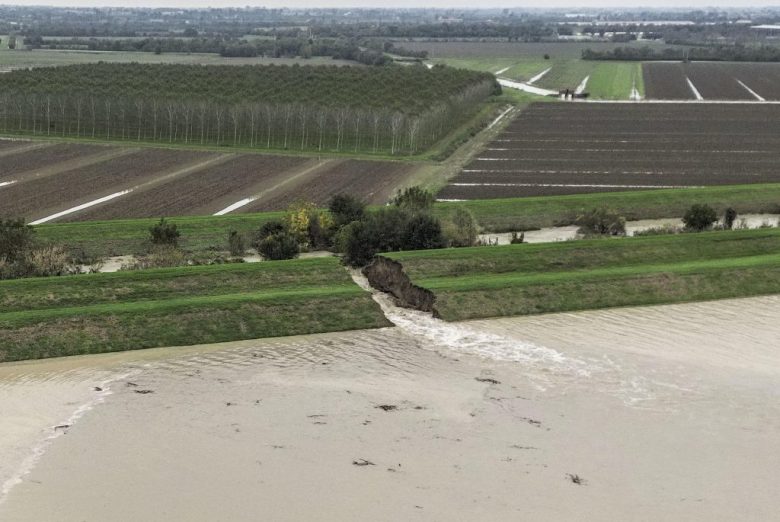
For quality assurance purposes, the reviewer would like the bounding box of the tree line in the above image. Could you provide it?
[23,35,394,66]
[582,44,780,62]
[0,64,498,154]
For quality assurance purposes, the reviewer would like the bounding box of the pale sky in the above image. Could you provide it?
[1,1,777,9]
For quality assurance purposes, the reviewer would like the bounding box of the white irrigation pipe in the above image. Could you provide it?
[0,180,16,188]
[213,197,257,216]
[630,79,642,101]
[497,78,558,97]
[486,106,514,131]
[575,75,590,95]
[29,190,133,225]
[527,67,552,85]
[685,77,704,100]
[736,79,766,102]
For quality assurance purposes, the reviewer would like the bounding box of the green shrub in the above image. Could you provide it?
[0,218,35,263]
[255,220,286,244]
[227,230,246,256]
[509,232,525,244]
[576,208,626,237]
[401,214,446,250]
[149,218,180,247]
[21,245,80,277]
[443,208,478,247]
[391,186,435,212]
[723,207,738,230]
[123,245,188,270]
[683,204,718,232]
[257,233,300,261]
[338,221,376,267]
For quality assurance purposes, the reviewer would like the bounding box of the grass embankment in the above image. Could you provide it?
[383,228,780,321]
[0,257,390,362]
[435,183,780,232]
[36,183,780,259]
[37,212,285,258]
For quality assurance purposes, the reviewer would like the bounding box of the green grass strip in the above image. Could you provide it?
[0,285,365,327]
[417,253,780,292]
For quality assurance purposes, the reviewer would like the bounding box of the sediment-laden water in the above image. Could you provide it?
[1,293,779,520]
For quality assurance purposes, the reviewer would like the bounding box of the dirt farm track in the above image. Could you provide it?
[0,141,416,223]
[439,102,780,200]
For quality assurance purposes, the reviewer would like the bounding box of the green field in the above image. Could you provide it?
[383,228,780,321]
[34,183,780,259]
[418,41,663,99]
[0,257,390,362]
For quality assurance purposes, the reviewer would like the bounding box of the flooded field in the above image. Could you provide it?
[1,292,779,520]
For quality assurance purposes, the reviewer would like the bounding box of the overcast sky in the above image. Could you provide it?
[2,1,777,9]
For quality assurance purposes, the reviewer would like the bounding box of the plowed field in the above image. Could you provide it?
[440,102,780,200]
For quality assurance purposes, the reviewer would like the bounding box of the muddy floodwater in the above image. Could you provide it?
[1,292,779,521]
[479,213,780,245]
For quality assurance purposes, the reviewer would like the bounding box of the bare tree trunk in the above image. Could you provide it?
[134,99,144,141]
[46,95,51,136]
[105,100,112,139]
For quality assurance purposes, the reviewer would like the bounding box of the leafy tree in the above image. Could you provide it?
[576,208,626,237]
[149,218,180,247]
[401,214,446,250]
[683,204,718,232]
[329,193,366,227]
[337,221,376,267]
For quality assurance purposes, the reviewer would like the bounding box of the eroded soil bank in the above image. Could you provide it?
[362,256,437,314]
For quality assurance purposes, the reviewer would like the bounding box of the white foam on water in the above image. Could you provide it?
[0,369,139,507]
[350,270,587,377]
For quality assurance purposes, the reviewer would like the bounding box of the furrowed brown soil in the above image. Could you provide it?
[685,63,754,100]
[0,149,219,220]
[644,62,780,100]
[244,159,416,211]
[0,143,114,182]
[441,103,780,199]
[73,154,307,219]
[642,63,696,100]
